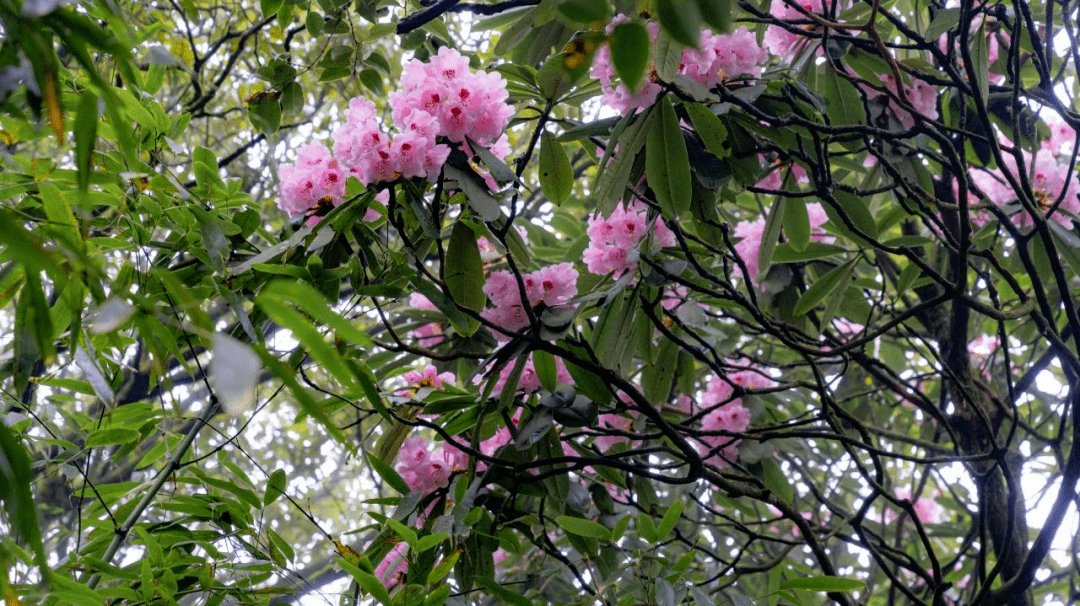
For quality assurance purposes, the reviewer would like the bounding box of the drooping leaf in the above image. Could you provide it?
[538,132,574,205]
[446,222,487,314]
[646,95,692,220]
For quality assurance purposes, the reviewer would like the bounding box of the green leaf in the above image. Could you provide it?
[685,102,729,159]
[280,81,303,114]
[427,550,460,585]
[655,499,684,538]
[695,0,731,32]
[971,20,989,102]
[610,22,650,92]
[556,0,608,23]
[339,558,391,605]
[924,7,960,40]
[249,93,282,134]
[757,197,787,279]
[0,423,46,569]
[416,532,448,553]
[793,257,857,317]
[594,105,656,214]
[761,459,795,503]
[823,65,863,125]
[74,91,98,191]
[366,451,411,495]
[656,0,701,48]
[260,0,283,16]
[259,280,372,346]
[653,27,685,81]
[780,575,865,592]
[85,428,140,447]
[783,198,811,252]
[538,132,574,205]
[477,576,534,606]
[264,469,287,505]
[446,222,487,314]
[647,96,692,220]
[555,515,611,540]
[772,242,848,263]
[532,350,559,393]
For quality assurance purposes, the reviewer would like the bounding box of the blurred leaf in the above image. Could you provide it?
[209,333,261,416]
[74,91,98,191]
[264,469,288,505]
[555,515,611,540]
[610,22,650,92]
[780,576,865,592]
[0,423,46,570]
[656,0,701,49]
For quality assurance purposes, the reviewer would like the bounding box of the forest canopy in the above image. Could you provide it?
[2,0,1080,605]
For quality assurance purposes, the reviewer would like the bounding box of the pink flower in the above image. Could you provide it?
[691,367,772,469]
[481,264,578,339]
[373,541,409,588]
[583,201,676,277]
[764,0,824,59]
[733,217,767,283]
[396,436,468,495]
[591,17,766,114]
[399,364,456,397]
[277,142,347,219]
[970,148,1080,227]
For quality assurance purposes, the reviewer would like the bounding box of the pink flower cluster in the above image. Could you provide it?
[485,352,575,395]
[583,201,676,277]
[396,435,468,495]
[733,202,830,283]
[333,98,451,185]
[277,143,346,221]
[481,264,579,340]
[693,369,773,469]
[869,74,939,130]
[390,47,515,150]
[756,157,810,191]
[374,541,409,588]
[591,16,767,114]
[277,48,514,220]
[764,0,824,58]
[970,148,1080,226]
[399,364,456,399]
[409,293,446,347]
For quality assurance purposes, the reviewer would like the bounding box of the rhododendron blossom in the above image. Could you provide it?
[764,0,825,58]
[692,369,772,469]
[969,148,1080,226]
[389,47,515,149]
[733,203,830,283]
[276,142,347,222]
[481,263,579,339]
[591,16,767,114]
[396,436,468,495]
[483,352,574,395]
[409,293,446,347]
[399,364,456,398]
[583,201,676,277]
[279,47,514,219]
